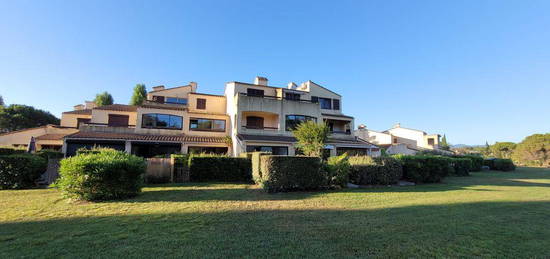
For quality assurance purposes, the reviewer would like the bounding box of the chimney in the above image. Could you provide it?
[152,85,165,91]
[189,81,197,92]
[85,101,97,109]
[287,82,297,89]
[254,76,268,86]
[73,104,85,111]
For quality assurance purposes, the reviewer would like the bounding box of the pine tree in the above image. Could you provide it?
[440,134,450,150]
[94,92,114,106]
[129,84,147,105]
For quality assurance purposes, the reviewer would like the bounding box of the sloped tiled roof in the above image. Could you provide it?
[237,134,377,147]
[94,104,138,112]
[62,109,92,115]
[65,131,226,143]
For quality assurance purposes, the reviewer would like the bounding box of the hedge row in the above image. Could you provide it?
[0,147,25,156]
[188,155,252,182]
[395,155,454,183]
[258,155,324,193]
[484,158,516,171]
[461,155,483,172]
[348,156,403,185]
[55,149,146,201]
[0,154,47,189]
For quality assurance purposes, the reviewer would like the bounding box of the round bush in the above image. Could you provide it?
[55,149,146,201]
[0,154,47,189]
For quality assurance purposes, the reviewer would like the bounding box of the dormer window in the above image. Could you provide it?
[166,97,188,105]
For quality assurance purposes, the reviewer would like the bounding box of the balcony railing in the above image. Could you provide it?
[79,123,136,134]
[242,125,279,130]
[239,93,316,103]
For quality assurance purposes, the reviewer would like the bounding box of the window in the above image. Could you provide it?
[152,96,165,103]
[428,138,435,146]
[285,93,300,101]
[188,146,228,155]
[166,97,188,105]
[246,116,264,129]
[141,113,183,130]
[319,98,332,109]
[76,118,91,128]
[393,138,398,144]
[190,118,226,131]
[311,96,319,103]
[247,88,264,97]
[332,99,340,110]
[196,98,206,109]
[246,145,288,155]
[108,114,129,127]
[285,115,317,131]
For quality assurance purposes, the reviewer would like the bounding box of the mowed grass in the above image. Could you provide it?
[1,167,550,258]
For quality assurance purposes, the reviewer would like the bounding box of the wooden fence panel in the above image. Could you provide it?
[145,158,173,183]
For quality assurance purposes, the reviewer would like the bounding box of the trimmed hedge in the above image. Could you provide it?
[55,149,146,201]
[36,149,64,160]
[0,154,47,189]
[395,155,453,183]
[251,152,270,183]
[484,158,516,171]
[451,157,472,176]
[258,155,325,192]
[348,156,403,185]
[462,155,483,172]
[189,156,251,182]
[326,154,351,187]
[0,147,25,156]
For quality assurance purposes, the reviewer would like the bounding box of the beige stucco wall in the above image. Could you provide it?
[147,86,193,100]
[60,113,92,128]
[355,129,392,145]
[0,125,77,149]
[187,93,226,115]
[90,110,138,126]
[386,144,418,155]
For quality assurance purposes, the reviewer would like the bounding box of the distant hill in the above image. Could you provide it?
[451,144,485,148]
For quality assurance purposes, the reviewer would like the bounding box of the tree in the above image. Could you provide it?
[0,95,4,106]
[512,133,550,167]
[0,104,60,132]
[292,120,329,157]
[440,134,450,151]
[94,92,114,106]
[489,142,516,159]
[129,84,147,105]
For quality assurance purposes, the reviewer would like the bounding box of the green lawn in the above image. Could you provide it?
[1,167,550,258]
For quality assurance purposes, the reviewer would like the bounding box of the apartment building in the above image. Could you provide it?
[225,77,378,156]
[1,76,379,157]
[355,123,445,155]
[62,83,230,156]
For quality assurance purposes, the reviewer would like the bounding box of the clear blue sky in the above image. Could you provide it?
[1,0,549,145]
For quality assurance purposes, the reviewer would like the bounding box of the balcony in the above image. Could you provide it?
[240,111,282,135]
[79,123,136,134]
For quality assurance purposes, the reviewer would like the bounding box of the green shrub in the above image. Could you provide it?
[55,149,146,201]
[326,154,351,187]
[188,155,251,182]
[0,147,25,156]
[348,156,403,185]
[484,158,516,171]
[258,155,325,192]
[76,147,115,155]
[450,158,472,176]
[395,155,453,183]
[36,149,64,160]
[462,155,483,171]
[0,154,47,189]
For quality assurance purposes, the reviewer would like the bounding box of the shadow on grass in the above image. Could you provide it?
[1,201,549,258]
[125,168,550,203]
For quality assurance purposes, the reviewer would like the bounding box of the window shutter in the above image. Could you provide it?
[196,98,206,109]
[333,99,340,110]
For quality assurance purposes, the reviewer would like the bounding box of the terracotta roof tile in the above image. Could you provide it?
[65,131,226,143]
[94,104,138,112]
[62,109,92,115]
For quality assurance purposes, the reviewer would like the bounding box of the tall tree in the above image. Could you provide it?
[440,134,450,150]
[489,142,517,159]
[0,104,60,132]
[129,84,147,105]
[94,92,114,106]
[512,133,550,167]
[292,120,329,157]
[0,95,4,106]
